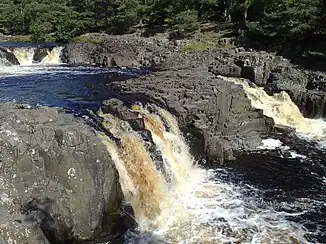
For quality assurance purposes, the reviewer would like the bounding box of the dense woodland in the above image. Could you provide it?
[0,0,325,49]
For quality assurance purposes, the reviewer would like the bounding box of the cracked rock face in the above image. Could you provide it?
[0,103,122,243]
[109,66,273,165]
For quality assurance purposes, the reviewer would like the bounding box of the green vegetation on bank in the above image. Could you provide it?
[180,42,215,53]
[0,0,325,53]
[71,35,105,45]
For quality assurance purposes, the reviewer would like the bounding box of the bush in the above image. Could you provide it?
[30,21,53,42]
[166,10,199,39]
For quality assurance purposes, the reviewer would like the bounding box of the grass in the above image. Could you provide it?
[11,35,57,43]
[71,35,105,45]
[10,35,32,42]
[180,41,215,53]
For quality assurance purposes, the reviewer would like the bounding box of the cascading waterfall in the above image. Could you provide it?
[219,75,326,141]
[2,46,63,66]
[98,112,167,221]
[0,55,11,67]
[41,46,63,64]
[97,104,308,243]
[11,47,35,65]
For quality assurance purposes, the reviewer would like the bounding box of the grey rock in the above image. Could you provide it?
[0,48,19,65]
[33,48,49,63]
[62,35,172,69]
[0,103,122,243]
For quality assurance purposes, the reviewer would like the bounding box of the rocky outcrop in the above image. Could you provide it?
[62,34,172,69]
[109,65,273,166]
[207,48,326,118]
[0,103,123,243]
[61,34,326,162]
[33,48,49,63]
[0,47,19,65]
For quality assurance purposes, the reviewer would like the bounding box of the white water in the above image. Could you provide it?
[258,138,307,158]
[11,47,35,65]
[0,57,11,67]
[1,46,63,66]
[41,46,63,64]
[98,104,309,243]
[0,46,65,76]
[219,76,326,143]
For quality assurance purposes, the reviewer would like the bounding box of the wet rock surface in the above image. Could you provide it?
[0,103,123,243]
[108,65,273,165]
[207,48,326,119]
[0,47,19,65]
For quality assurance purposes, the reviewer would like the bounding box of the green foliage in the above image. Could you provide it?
[246,0,321,44]
[0,0,324,49]
[167,10,199,39]
[110,0,139,34]
[30,21,53,42]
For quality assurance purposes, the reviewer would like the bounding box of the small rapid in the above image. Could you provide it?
[0,45,63,66]
[219,76,326,143]
[11,47,35,65]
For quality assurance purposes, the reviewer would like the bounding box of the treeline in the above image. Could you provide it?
[0,0,325,46]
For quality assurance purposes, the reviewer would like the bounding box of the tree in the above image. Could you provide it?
[166,10,199,39]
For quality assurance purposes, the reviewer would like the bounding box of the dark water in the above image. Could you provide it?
[0,64,144,112]
[225,135,326,243]
[0,42,58,48]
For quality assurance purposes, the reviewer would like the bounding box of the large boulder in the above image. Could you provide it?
[0,47,19,66]
[0,103,122,243]
[33,48,49,63]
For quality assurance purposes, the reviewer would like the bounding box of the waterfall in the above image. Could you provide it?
[0,55,11,67]
[98,112,167,221]
[97,104,308,243]
[41,46,63,64]
[219,76,326,141]
[3,46,63,66]
[11,47,35,65]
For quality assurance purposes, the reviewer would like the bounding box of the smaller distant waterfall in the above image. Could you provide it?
[41,46,63,64]
[219,75,326,142]
[2,46,63,66]
[11,47,35,65]
[0,53,12,67]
